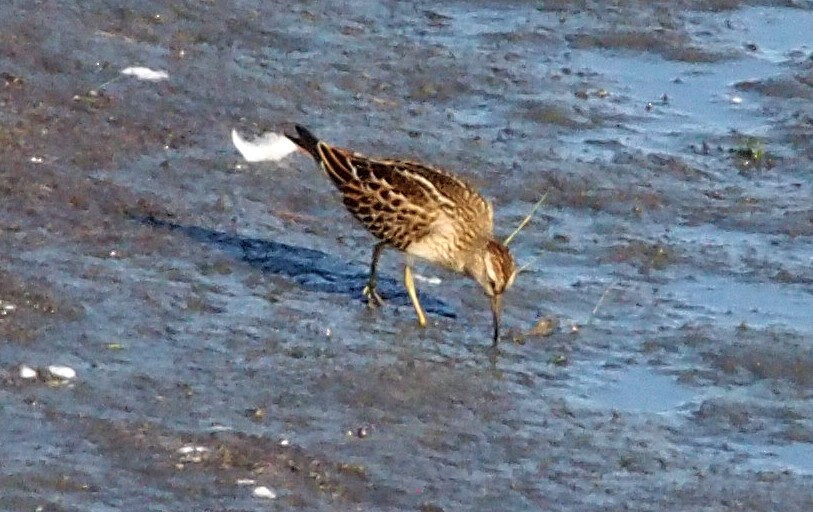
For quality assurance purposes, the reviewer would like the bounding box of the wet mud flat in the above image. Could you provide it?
[2,0,813,510]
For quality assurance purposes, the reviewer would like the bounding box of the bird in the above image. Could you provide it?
[285,125,517,345]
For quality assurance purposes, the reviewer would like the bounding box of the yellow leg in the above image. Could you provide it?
[404,265,427,327]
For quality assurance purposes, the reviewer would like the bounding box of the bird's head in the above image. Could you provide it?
[466,239,517,344]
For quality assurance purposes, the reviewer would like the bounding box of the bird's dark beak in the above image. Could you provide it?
[490,294,502,345]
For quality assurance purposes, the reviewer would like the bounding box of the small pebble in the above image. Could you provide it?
[279,439,290,446]
[529,316,559,337]
[348,426,370,438]
[178,445,208,463]
[178,445,208,455]
[245,407,266,420]
[47,365,76,380]
[253,486,277,499]
[19,365,38,380]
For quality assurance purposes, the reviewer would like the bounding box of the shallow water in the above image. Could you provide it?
[589,366,699,414]
[2,0,813,510]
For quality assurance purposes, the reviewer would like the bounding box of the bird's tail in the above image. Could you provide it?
[285,125,321,159]
[284,125,356,188]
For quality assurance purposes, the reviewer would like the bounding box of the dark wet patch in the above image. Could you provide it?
[566,30,730,63]
[517,99,593,128]
[0,270,83,344]
[736,76,813,100]
[73,415,401,509]
[707,326,813,388]
[603,240,678,273]
[538,0,746,12]
[335,357,505,421]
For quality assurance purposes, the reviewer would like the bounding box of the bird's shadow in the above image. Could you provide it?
[134,215,456,319]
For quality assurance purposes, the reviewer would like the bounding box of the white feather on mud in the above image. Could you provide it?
[231,129,298,163]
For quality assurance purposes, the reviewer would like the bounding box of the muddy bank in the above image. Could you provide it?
[1,0,812,510]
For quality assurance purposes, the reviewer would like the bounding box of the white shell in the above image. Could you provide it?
[253,486,277,499]
[178,445,208,454]
[19,365,37,379]
[121,66,169,81]
[47,365,76,380]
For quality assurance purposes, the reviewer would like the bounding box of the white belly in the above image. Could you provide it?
[405,215,465,272]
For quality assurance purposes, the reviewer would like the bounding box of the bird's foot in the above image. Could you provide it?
[362,284,384,308]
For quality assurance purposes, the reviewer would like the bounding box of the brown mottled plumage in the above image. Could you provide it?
[286,125,516,344]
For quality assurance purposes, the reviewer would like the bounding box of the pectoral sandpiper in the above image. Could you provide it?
[286,125,517,345]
